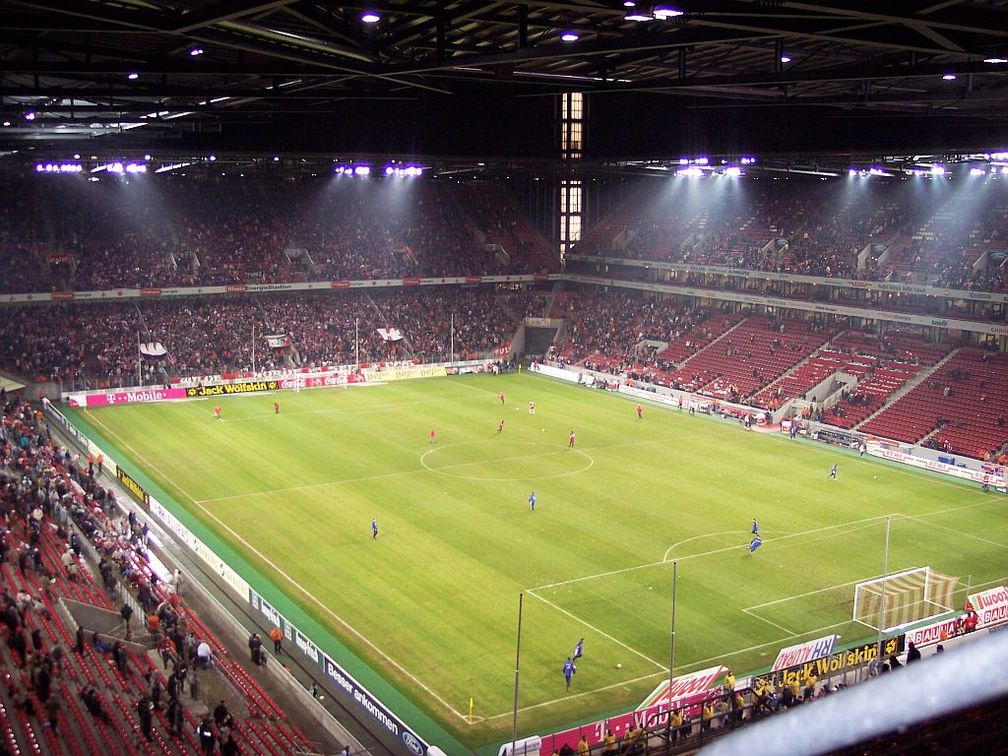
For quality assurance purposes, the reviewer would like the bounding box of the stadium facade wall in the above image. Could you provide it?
[562,274,1008,337]
[0,274,560,304]
[565,255,1008,305]
[3,267,1004,339]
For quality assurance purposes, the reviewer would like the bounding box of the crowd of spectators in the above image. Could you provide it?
[0,173,556,295]
[0,389,319,754]
[571,177,1008,291]
[0,288,543,387]
[449,183,553,272]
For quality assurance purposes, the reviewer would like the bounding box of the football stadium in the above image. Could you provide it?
[1,2,1008,755]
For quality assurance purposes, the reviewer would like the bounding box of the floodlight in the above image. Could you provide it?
[676,167,703,178]
[127,72,139,80]
[780,55,791,63]
[970,167,986,176]
[724,166,742,178]
[361,11,380,23]
[24,112,36,121]
[983,58,1007,64]
[190,48,204,57]
[653,6,684,19]
[625,10,653,21]
[930,165,946,175]
[561,31,579,42]
[353,165,371,176]
[942,74,957,81]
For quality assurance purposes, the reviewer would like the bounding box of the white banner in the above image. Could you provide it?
[968,586,1008,628]
[866,443,1008,488]
[772,634,840,671]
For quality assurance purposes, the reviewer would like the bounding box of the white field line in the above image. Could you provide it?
[480,670,670,722]
[525,588,668,671]
[531,515,893,594]
[745,577,867,612]
[222,390,486,423]
[197,437,666,505]
[745,570,1008,631]
[661,532,744,562]
[684,620,851,671]
[91,398,1007,724]
[199,469,423,504]
[198,444,594,504]
[790,436,997,496]
[740,608,796,636]
[665,517,887,566]
[897,513,1008,550]
[499,481,1008,718]
[86,412,472,722]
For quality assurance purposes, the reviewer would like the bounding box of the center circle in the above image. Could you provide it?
[420,441,594,481]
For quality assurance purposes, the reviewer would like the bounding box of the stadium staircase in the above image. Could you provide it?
[569,185,651,256]
[750,331,848,408]
[666,316,834,398]
[857,348,1008,457]
[853,347,961,431]
[663,313,747,369]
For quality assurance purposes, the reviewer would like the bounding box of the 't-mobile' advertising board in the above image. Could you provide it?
[541,666,726,754]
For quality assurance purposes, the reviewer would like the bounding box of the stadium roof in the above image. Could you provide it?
[1,0,1007,159]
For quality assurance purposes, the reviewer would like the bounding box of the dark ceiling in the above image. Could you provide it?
[1,0,1007,160]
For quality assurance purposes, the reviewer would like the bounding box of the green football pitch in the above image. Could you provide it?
[67,373,1008,749]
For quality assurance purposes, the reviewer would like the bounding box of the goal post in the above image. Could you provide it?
[853,566,959,631]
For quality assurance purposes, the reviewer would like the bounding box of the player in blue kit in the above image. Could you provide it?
[529,491,537,512]
[829,463,838,479]
[752,518,760,536]
[563,657,576,690]
[747,535,762,554]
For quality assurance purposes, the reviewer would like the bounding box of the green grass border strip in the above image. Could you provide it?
[63,407,467,755]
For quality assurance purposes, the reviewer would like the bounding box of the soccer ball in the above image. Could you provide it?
[541,428,545,432]
[616,663,622,669]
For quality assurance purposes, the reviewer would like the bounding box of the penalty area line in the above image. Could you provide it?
[530,515,893,594]
[481,670,669,723]
[740,607,796,636]
[84,412,471,723]
[525,589,668,672]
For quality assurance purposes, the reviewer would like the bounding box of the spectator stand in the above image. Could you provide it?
[9,397,364,755]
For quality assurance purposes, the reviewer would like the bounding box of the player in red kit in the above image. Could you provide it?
[274,401,280,415]
[498,420,505,433]
[498,392,506,406]
[213,407,221,420]
[429,428,436,444]
[568,430,576,448]
[636,404,643,420]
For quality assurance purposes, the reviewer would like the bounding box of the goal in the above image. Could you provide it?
[852,566,959,631]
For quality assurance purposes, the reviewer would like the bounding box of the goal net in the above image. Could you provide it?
[852,566,959,631]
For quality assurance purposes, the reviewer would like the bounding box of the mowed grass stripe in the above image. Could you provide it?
[74,373,1008,747]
